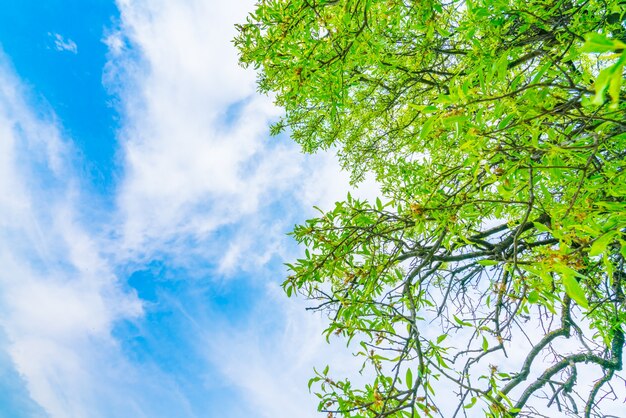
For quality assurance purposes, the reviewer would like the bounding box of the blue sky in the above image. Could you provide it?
[0,1,379,417]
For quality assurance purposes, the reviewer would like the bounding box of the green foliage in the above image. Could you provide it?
[236,0,626,416]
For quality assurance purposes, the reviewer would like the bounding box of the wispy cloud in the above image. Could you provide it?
[107,0,380,416]
[111,0,283,254]
[0,53,144,417]
[110,0,379,263]
[49,33,78,54]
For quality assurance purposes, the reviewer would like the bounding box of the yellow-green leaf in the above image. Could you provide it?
[593,66,615,105]
[406,368,413,388]
[589,231,618,257]
[608,63,624,108]
[581,33,626,53]
[420,117,436,140]
[562,275,589,309]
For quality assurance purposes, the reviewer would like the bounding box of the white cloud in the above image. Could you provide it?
[102,32,125,56]
[49,33,78,54]
[0,54,143,417]
[107,0,382,416]
[109,0,376,261]
[112,0,276,252]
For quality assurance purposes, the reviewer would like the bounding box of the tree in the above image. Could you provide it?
[235,0,626,416]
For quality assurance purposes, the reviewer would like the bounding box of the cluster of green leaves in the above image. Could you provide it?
[236,0,626,416]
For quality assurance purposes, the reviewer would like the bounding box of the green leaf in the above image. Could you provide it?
[581,33,626,53]
[527,290,539,304]
[376,197,383,211]
[562,274,589,309]
[533,222,551,233]
[420,117,436,140]
[593,52,626,106]
[608,62,624,108]
[405,368,413,388]
[453,315,472,327]
[593,65,616,105]
[481,336,488,351]
[497,114,515,130]
[308,376,320,391]
[589,231,618,257]
[477,259,498,266]
[463,397,477,409]
[518,264,552,284]
[436,334,447,344]
[604,253,615,281]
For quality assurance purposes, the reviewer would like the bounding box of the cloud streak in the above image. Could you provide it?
[110,0,380,264]
[107,1,381,416]
[0,53,144,418]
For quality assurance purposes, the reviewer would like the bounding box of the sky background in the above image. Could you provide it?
[0,1,378,417]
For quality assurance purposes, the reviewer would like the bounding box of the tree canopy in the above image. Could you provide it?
[236,0,626,416]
